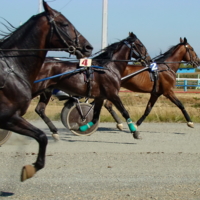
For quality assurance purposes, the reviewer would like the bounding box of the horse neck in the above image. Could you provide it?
[1,14,49,83]
[109,45,131,76]
[34,61,76,89]
[164,45,186,73]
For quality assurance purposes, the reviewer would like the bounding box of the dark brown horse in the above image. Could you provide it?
[31,32,150,139]
[104,37,199,131]
[0,1,93,181]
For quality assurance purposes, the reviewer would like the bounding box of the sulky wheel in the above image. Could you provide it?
[61,103,99,136]
[0,129,12,146]
[61,99,75,131]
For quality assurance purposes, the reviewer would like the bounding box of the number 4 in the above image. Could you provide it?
[79,58,92,67]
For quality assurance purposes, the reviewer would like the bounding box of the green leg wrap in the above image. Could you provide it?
[79,121,94,132]
[127,118,136,132]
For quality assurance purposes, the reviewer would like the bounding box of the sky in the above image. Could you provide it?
[0,0,200,59]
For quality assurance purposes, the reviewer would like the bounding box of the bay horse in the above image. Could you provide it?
[31,32,150,139]
[0,0,93,182]
[104,37,199,130]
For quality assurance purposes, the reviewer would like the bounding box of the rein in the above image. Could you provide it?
[121,60,190,82]
[0,48,76,52]
[34,66,107,83]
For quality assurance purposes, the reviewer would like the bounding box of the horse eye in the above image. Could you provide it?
[61,23,69,27]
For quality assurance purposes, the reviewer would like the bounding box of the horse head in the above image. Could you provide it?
[128,32,151,65]
[180,37,199,67]
[43,1,93,58]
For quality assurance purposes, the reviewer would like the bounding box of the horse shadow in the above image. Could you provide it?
[59,127,137,145]
[0,191,14,197]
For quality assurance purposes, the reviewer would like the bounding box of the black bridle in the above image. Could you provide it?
[124,39,149,65]
[185,45,199,67]
[46,12,83,57]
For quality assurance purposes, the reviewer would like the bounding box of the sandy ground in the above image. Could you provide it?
[0,120,200,200]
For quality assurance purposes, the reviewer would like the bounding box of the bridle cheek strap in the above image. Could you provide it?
[124,41,147,63]
[124,41,137,61]
[185,45,198,67]
[46,13,82,57]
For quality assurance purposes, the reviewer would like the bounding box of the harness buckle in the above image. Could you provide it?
[68,46,76,54]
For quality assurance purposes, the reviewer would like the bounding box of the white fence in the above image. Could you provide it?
[176,78,200,91]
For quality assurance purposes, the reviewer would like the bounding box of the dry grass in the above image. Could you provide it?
[24,91,200,123]
[101,91,200,123]
[24,96,64,120]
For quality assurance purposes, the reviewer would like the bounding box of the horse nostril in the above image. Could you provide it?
[85,44,93,52]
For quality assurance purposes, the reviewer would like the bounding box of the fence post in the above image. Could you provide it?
[184,80,187,91]
[196,74,200,89]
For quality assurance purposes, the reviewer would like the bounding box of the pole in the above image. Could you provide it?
[101,0,108,50]
[38,0,43,13]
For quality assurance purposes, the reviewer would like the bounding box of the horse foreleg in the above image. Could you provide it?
[3,115,47,181]
[108,95,141,139]
[166,91,194,128]
[35,92,59,141]
[104,100,123,130]
[136,94,160,127]
[79,99,104,132]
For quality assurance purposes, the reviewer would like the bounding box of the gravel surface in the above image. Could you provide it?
[0,120,200,200]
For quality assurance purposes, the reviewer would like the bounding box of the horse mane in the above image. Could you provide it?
[0,18,17,41]
[154,42,183,63]
[0,13,44,48]
[92,40,123,66]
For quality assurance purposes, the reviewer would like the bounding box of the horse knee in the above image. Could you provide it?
[104,101,112,111]
[38,132,48,145]
[35,107,44,116]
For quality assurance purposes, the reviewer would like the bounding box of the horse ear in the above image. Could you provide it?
[43,1,55,16]
[43,1,48,12]
[129,32,137,39]
[180,37,183,43]
[129,32,135,37]
[184,37,187,44]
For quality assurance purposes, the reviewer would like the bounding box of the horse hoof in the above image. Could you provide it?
[21,165,36,182]
[133,131,142,140]
[116,123,123,131]
[187,122,194,128]
[52,133,60,141]
[134,124,138,129]
[70,123,79,130]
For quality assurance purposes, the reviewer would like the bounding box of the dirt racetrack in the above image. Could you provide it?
[0,120,200,200]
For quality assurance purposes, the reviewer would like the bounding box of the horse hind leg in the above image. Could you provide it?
[3,115,48,182]
[136,94,160,127]
[104,100,123,130]
[166,92,194,128]
[35,92,59,141]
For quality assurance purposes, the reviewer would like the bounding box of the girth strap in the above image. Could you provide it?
[149,69,159,94]
[151,70,159,93]
[83,68,94,97]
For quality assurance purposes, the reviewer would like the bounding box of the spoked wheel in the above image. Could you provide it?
[61,103,100,136]
[61,99,75,131]
[0,129,12,146]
